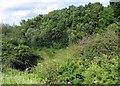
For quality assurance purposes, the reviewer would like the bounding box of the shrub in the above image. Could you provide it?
[74,29,118,66]
[2,44,40,71]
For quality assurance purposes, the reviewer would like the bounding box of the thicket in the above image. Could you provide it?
[32,27,119,84]
[1,2,120,77]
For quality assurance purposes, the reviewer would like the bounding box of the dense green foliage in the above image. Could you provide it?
[11,2,115,48]
[32,27,119,84]
[2,27,119,84]
[2,25,41,71]
[1,2,120,84]
[110,1,120,20]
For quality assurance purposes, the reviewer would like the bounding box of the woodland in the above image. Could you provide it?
[1,2,120,84]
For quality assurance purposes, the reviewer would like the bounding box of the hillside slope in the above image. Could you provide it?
[2,23,119,84]
[1,2,120,84]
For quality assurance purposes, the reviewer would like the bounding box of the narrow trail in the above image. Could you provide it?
[38,45,80,66]
[40,51,49,60]
[53,45,81,60]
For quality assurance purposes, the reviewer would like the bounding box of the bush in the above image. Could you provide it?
[2,44,40,71]
[74,29,118,67]
[82,54,118,84]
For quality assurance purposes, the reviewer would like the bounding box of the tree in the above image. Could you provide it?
[110,1,120,19]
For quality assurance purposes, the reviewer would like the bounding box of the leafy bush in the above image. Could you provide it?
[74,28,118,67]
[2,44,40,71]
[82,55,118,84]
[36,53,118,84]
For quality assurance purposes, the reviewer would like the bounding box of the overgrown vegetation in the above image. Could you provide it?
[1,2,120,84]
